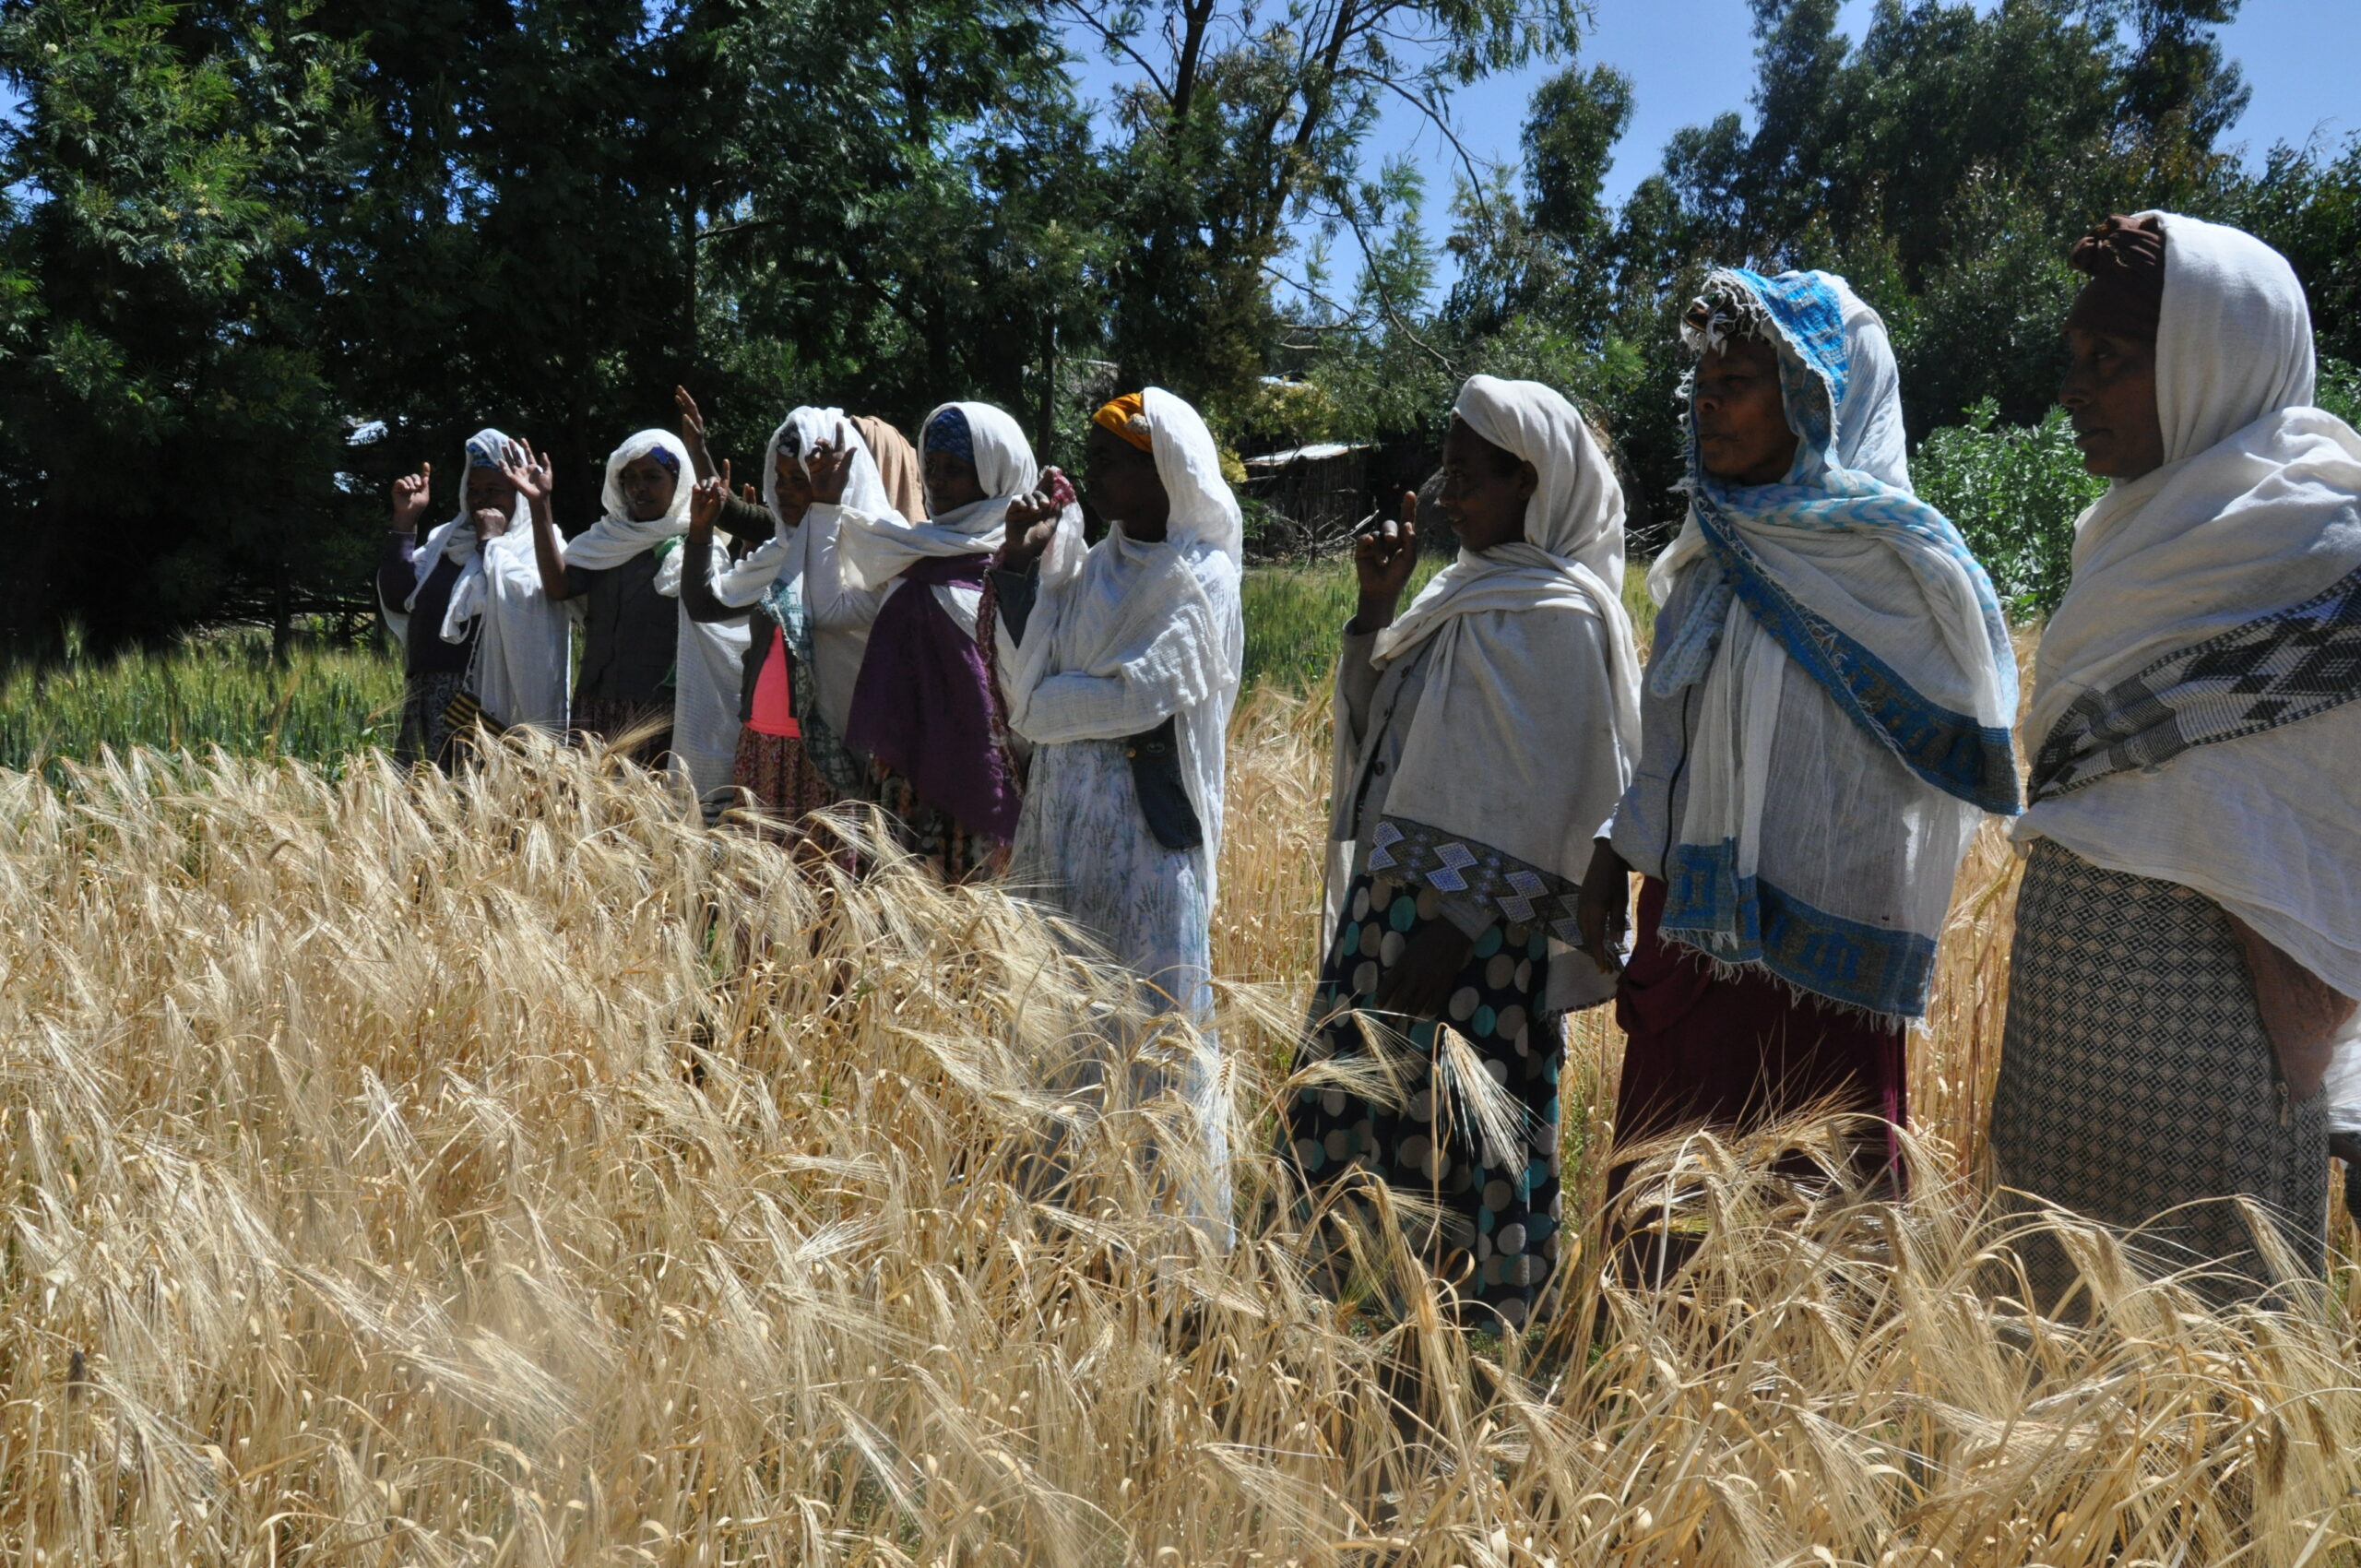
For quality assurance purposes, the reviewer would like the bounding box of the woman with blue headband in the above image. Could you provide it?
[1575,268,2021,1206]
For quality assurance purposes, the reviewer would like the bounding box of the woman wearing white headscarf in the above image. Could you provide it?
[1576,269,2021,1200]
[1991,214,2361,1305]
[377,428,572,769]
[831,402,1036,880]
[1285,375,1640,1329]
[526,428,695,764]
[679,407,895,824]
[991,388,1243,1229]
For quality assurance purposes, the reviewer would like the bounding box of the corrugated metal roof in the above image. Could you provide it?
[1242,441,1372,468]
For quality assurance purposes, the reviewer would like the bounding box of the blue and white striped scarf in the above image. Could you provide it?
[1646,268,2021,1018]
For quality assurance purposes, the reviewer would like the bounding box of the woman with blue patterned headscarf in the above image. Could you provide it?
[1574,268,2020,1204]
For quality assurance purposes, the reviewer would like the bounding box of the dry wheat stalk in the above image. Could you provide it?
[0,695,2352,1564]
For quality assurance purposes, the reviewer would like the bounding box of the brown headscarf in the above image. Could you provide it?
[850,413,927,521]
[2064,214,2166,340]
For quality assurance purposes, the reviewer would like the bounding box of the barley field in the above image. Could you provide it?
[1,601,2357,1563]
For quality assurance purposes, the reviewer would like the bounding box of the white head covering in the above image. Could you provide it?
[564,429,694,571]
[716,407,881,605]
[1375,374,1633,665]
[997,387,1243,896]
[2022,213,2361,995]
[1828,279,1912,489]
[2150,212,2316,464]
[704,405,893,737]
[1144,386,1243,565]
[836,401,1033,592]
[1326,374,1641,999]
[399,428,572,731]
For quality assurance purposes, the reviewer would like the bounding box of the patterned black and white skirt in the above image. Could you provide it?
[1990,839,2327,1308]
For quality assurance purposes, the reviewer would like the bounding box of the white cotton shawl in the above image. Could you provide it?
[839,401,1035,636]
[563,429,694,571]
[400,428,572,732]
[709,406,892,737]
[2019,212,2361,995]
[1328,375,1642,918]
[997,386,1243,900]
[1631,274,2015,1020]
[657,536,749,801]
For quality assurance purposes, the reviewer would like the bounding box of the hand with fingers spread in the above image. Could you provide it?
[803,433,854,507]
[675,386,717,481]
[1351,489,1419,632]
[499,439,556,511]
[997,467,1073,571]
[391,462,433,536]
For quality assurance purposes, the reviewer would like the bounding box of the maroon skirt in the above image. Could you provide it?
[1611,876,1905,1191]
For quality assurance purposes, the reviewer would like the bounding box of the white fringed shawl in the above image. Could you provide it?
[996,387,1243,901]
[1325,375,1641,980]
[2019,212,2361,997]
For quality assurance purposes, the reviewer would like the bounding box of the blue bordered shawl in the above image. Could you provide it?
[1648,268,2021,1018]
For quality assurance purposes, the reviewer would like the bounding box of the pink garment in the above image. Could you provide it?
[747,626,800,739]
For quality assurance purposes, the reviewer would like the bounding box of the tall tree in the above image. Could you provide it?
[0,0,369,652]
[1066,0,1588,412]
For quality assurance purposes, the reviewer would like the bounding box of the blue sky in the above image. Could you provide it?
[1065,0,2358,288]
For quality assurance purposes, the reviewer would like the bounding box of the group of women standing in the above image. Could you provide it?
[1287,211,2357,1327]
[377,384,1248,1210]
[380,208,2360,1326]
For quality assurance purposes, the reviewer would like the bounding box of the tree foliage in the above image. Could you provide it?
[0,0,2355,648]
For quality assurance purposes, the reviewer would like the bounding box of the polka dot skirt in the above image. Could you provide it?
[1285,869,1566,1328]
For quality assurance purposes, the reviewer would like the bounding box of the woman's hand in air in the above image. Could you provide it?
[998,468,1069,571]
[391,462,433,535]
[804,434,854,506]
[1372,918,1476,1020]
[500,440,556,511]
[688,459,731,543]
[1574,837,1632,977]
[674,386,716,481]
[1351,489,1419,631]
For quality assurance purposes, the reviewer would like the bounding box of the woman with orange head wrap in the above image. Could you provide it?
[988,387,1244,1240]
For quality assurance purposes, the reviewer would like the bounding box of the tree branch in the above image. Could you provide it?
[1052,0,1173,103]
[1341,67,1500,232]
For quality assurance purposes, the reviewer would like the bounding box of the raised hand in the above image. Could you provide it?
[391,461,433,534]
[803,433,854,506]
[689,459,732,540]
[675,386,716,481]
[1351,488,1419,630]
[998,467,1071,570]
[500,439,555,506]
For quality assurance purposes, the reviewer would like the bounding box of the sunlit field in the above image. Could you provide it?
[0,603,2357,1562]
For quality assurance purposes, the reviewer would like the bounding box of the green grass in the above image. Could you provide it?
[0,561,1665,766]
[0,626,404,773]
